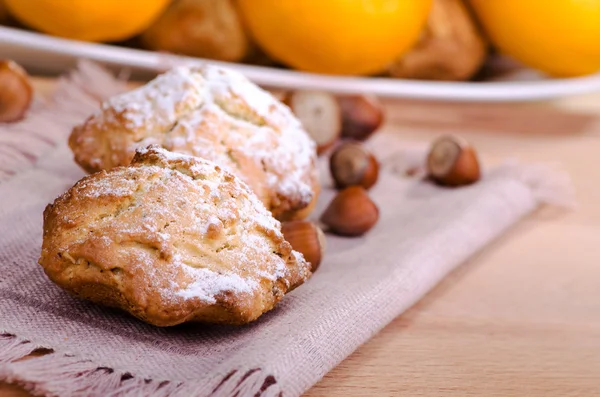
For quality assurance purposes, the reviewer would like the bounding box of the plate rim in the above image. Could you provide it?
[2,25,600,102]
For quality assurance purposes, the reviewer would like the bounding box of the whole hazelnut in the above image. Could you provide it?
[283,90,341,154]
[338,94,384,141]
[427,134,480,186]
[329,141,379,190]
[320,186,379,237]
[0,60,33,123]
[281,220,326,272]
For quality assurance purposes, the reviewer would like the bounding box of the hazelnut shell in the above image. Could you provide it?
[283,90,341,155]
[329,142,379,190]
[320,186,379,237]
[0,60,33,123]
[281,220,326,272]
[427,135,480,186]
[338,95,384,141]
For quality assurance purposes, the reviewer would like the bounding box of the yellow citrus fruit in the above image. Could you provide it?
[469,0,600,77]
[237,0,432,75]
[4,0,170,42]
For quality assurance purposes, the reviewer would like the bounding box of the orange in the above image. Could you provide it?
[469,0,600,77]
[4,0,170,42]
[237,0,432,76]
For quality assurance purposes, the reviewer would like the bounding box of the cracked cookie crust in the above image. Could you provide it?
[39,145,312,326]
[68,65,320,220]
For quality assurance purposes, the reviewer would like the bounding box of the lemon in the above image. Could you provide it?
[4,0,170,42]
[469,0,600,77]
[237,0,432,75]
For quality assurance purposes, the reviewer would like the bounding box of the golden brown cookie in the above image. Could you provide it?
[39,145,312,326]
[69,65,319,221]
[140,0,251,62]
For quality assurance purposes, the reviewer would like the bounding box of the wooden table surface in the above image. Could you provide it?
[2,79,600,396]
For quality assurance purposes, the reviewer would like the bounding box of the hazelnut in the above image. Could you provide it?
[427,134,480,186]
[281,220,326,272]
[329,141,379,190]
[338,94,384,141]
[320,186,379,237]
[0,60,33,123]
[282,90,341,154]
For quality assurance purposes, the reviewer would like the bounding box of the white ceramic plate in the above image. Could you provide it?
[2,26,600,102]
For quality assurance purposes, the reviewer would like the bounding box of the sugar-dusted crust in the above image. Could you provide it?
[39,145,312,326]
[68,65,319,220]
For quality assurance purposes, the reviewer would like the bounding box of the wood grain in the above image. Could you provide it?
[2,79,600,396]
[305,93,600,397]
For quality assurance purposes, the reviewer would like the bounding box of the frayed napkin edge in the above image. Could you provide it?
[0,332,283,397]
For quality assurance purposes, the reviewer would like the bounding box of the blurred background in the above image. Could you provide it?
[0,0,599,84]
[1,3,600,396]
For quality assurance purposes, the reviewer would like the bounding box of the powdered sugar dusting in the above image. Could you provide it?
[126,146,300,303]
[74,64,319,217]
[77,174,137,198]
[43,140,311,328]
[200,65,316,203]
[201,66,286,127]
[177,263,259,303]
[200,215,222,235]
[103,67,206,130]
[135,144,197,162]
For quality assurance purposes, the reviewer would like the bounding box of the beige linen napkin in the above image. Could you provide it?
[0,62,573,397]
